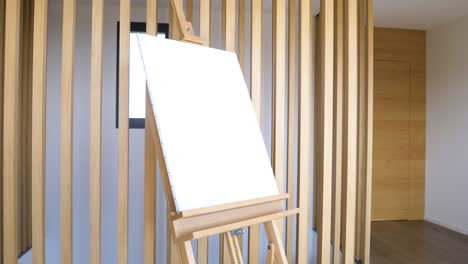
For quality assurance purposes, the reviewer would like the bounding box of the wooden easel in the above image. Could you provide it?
[143,2,300,263]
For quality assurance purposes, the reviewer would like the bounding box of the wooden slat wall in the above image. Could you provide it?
[60,0,77,262]
[3,0,21,262]
[296,0,312,263]
[144,0,157,264]
[248,0,262,263]
[285,0,296,261]
[90,0,104,262]
[118,0,130,261]
[317,0,334,263]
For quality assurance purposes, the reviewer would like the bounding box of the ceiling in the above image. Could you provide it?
[374,0,468,30]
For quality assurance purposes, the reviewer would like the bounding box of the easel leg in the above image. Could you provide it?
[264,221,288,264]
[177,240,196,264]
[266,244,275,264]
[225,231,244,264]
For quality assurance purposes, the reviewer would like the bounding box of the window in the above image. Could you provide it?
[116,22,169,129]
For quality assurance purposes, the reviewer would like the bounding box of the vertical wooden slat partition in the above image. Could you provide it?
[118,0,130,261]
[285,0,296,261]
[90,0,104,262]
[60,0,77,262]
[248,0,262,263]
[297,0,312,263]
[3,0,21,262]
[144,0,157,263]
[31,0,49,262]
[5,0,376,263]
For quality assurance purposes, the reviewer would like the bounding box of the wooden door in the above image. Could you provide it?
[372,60,410,221]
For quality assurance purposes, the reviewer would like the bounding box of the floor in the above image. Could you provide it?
[371,220,468,264]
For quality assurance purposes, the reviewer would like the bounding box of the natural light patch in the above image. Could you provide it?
[129,33,146,119]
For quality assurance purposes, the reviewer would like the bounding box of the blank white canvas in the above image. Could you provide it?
[136,34,279,212]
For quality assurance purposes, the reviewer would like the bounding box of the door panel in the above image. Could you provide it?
[372,60,410,221]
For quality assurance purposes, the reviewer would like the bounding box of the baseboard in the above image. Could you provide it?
[425,217,468,236]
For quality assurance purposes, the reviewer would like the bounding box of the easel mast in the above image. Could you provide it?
[143,2,298,263]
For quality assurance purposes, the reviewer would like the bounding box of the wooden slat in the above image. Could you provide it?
[199,0,210,47]
[144,89,156,264]
[272,0,286,239]
[296,0,312,263]
[144,1,157,263]
[264,221,287,263]
[118,0,130,261]
[186,0,193,23]
[285,0,296,261]
[222,0,235,52]
[146,0,158,35]
[26,0,34,248]
[0,0,5,258]
[60,0,77,261]
[31,0,48,262]
[238,0,246,76]
[355,0,366,260]
[363,0,373,262]
[332,0,343,263]
[342,0,358,263]
[317,0,334,262]
[197,237,209,264]
[312,15,321,232]
[90,0,104,262]
[248,0,262,263]
[3,0,21,261]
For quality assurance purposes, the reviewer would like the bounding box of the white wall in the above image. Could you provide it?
[426,14,468,235]
[24,1,317,263]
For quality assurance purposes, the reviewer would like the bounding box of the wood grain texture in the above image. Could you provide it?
[222,0,235,52]
[272,0,286,239]
[60,0,77,261]
[313,15,321,233]
[332,0,343,263]
[3,0,21,261]
[31,0,49,262]
[342,0,358,263]
[296,0,312,263]
[285,0,296,261]
[317,0,334,262]
[0,0,5,258]
[248,0,262,263]
[199,0,210,46]
[144,1,157,263]
[118,0,130,261]
[90,0,104,262]
[374,28,426,220]
[363,1,373,262]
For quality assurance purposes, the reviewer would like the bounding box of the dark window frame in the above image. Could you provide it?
[116,22,169,129]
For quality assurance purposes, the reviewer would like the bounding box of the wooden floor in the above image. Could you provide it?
[371,221,468,264]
